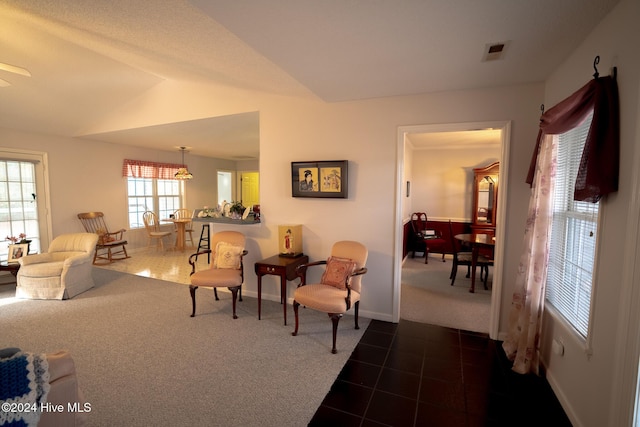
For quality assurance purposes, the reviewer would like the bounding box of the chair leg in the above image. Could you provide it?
[214,288,219,300]
[329,313,343,354]
[450,262,458,285]
[229,286,240,319]
[189,285,198,317]
[291,300,300,336]
[354,301,360,330]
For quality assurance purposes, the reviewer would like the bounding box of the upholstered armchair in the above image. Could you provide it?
[188,231,247,319]
[15,233,99,300]
[292,241,368,354]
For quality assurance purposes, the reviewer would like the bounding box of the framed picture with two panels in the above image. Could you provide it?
[291,160,348,198]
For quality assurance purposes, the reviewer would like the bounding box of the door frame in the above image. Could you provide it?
[393,120,511,339]
[0,147,53,251]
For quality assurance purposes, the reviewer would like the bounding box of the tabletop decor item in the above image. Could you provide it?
[8,243,28,263]
[229,201,246,219]
[278,224,303,257]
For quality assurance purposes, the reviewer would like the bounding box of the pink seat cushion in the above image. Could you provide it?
[190,268,243,288]
[294,284,360,313]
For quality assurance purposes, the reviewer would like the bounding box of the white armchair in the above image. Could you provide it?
[16,233,99,300]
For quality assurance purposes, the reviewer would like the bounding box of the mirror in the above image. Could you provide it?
[472,162,499,232]
[476,176,495,224]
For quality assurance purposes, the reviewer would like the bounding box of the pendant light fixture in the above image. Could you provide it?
[175,146,193,180]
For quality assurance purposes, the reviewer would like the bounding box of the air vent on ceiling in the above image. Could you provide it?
[482,41,510,62]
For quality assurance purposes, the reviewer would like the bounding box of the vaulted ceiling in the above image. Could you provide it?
[0,0,619,158]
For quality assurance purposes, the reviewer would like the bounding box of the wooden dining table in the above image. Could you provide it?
[161,217,192,251]
[454,233,495,293]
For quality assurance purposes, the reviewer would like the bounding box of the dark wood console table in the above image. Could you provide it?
[0,261,20,283]
[255,254,309,325]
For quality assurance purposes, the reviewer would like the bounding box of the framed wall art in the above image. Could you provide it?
[291,160,348,198]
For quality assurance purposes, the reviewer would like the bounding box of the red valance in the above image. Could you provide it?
[122,159,185,180]
[526,75,619,202]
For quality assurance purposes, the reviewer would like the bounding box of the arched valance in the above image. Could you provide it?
[526,74,619,202]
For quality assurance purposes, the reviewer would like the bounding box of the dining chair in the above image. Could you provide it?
[173,208,195,248]
[410,212,446,264]
[142,211,172,251]
[292,241,368,354]
[188,231,247,319]
[448,220,491,288]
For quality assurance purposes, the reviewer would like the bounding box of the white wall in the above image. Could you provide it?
[538,0,640,426]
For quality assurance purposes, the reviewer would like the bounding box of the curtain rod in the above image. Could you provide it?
[593,55,618,80]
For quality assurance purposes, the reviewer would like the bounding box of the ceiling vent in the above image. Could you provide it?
[482,41,510,62]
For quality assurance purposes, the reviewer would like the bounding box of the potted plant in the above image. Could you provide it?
[6,233,32,255]
[229,201,245,219]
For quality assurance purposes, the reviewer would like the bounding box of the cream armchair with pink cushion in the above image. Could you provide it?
[292,241,368,354]
[16,233,99,300]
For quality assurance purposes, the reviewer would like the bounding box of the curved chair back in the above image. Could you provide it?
[173,208,192,221]
[48,233,99,254]
[411,212,428,234]
[77,212,108,234]
[142,211,160,232]
[330,240,368,293]
[210,231,246,269]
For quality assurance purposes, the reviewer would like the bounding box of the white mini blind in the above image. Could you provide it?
[546,111,598,338]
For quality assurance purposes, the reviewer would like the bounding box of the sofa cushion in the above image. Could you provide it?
[19,261,65,278]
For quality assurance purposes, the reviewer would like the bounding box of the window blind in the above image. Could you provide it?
[546,111,598,338]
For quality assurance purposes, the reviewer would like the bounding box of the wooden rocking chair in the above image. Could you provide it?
[77,212,130,265]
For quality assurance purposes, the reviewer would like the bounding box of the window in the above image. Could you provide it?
[546,111,598,339]
[0,160,41,257]
[123,159,185,228]
[127,178,182,228]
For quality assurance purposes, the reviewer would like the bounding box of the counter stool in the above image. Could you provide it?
[196,224,210,263]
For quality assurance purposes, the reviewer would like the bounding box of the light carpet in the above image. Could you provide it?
[1,268,368,426]
[401,254,491,333]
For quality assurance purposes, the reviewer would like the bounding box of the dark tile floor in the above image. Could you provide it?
[309,319,572,427]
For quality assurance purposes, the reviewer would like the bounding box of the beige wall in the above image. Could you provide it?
[538,0,640,425]
[411,145,501,222]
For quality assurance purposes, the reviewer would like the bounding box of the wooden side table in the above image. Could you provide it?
[255,254,309,325]
[0,261,20,283]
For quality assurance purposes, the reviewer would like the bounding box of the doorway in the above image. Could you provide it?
[240,171,260,209]
[394,121,511,339]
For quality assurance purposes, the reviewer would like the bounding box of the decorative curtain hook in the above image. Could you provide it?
[593,55,600,79]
